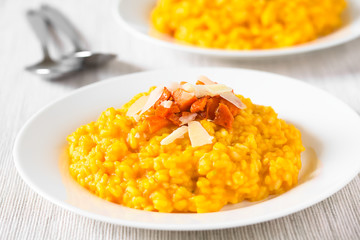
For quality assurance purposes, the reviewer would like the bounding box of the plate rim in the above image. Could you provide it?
[112,0,360,58]
[13,67,360,230]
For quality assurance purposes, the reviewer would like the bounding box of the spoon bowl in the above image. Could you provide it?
[26,55,82,79]
[67,51,116,67]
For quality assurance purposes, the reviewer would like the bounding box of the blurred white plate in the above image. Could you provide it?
[113,0,360,58]
[14,68,360,230]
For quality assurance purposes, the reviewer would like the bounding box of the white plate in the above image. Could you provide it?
[14,68,360,230]
[113,0,360,58]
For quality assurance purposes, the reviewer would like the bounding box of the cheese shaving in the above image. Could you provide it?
[196,76,246,109]
[139,86,164,116]
[160,126,188,145]
[181,83,196,93]
[126,95,149,120]
[205,84,233,96]
[192,84,232,98]
[193,85,208,98]
[160,100,173,108]
[198,75,216,85]
[188,121,214,147]
[220,92,246,109]
[166,82,180,93]
[179,113,197,125]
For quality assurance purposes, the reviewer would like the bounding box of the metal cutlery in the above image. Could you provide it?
[40,4,116,67]
[26,10,82,79]
[26,5,116,79]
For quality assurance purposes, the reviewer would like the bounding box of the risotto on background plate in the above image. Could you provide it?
[151,0,346,50]
[115,0,360,57]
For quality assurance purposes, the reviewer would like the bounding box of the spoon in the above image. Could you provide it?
[40,5,116,67]
[26,10,82,79]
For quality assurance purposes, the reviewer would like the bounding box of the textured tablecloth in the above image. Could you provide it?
[1,0,360,239]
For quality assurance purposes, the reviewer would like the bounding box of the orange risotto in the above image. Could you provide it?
[151,0,347,50]
[67,77,304,213]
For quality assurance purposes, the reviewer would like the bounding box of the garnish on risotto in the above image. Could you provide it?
[126,76,246,146]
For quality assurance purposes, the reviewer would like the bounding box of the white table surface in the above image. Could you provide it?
[1,0,360,239]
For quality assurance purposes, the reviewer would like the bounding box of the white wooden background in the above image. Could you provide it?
[1,0,359,239]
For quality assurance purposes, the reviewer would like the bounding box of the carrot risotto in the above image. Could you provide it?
[151,0,347,50]
[67,76,304,213]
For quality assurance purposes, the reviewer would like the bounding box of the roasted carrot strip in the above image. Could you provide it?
[190,97,208,113]
[196,80,205,85]
[181,111,193,118]
[155,102,180,118]
[197,111,207,119]
[172,88,197,111]
[155,105,171,118]
[205,96,221,120]
[220,99,241,117]
[213,103,234,129]
[169,104,180,113]
[146,116,171,133]
[154,87,171,108]
[167,113,182,126]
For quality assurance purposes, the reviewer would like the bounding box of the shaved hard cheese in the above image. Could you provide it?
[181,83,196,93]
[205,84,233,96]
[192,84,232,98]
[139,86,164,116]
[220,92,246,109]
[126,95,149,121]
[179,113,197,125]
[193,85,208,98]
[198,75,216,85]
[188,121,214,147]
[197,77,246,109]
[160,100,173,108]
[166,82,180,93]
[160,126,188,145]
